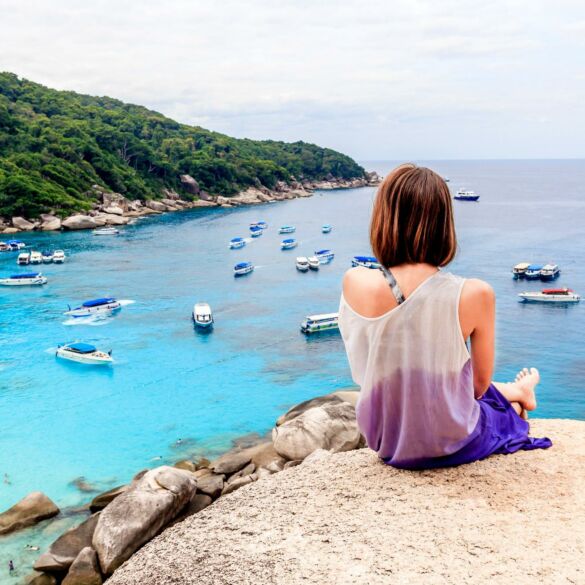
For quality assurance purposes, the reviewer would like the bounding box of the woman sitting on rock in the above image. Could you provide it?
[338,164,551,469]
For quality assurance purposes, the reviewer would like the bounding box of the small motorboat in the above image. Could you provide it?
[518,288,580,303]
[512,262,530,279]
[53,250,66,264]
[229,237,246,250]
[540,264,560,281]
[249,226,263,238]
[296,257,310,272]
[0,242,9,252]
[454,189,480,202]
[193,302,214,329]
[351,256,381,269]
[0,272,48,286]
[65,297,122,318]
[524,264,543,280]
[300,313,339,334]
[56,342,113,365]
[17,252,30,265]
[281,238,298,250]
[234,262,254,276]
[322,224,332,234]
[279,225,296,234]
[257,221,268,229]
[315,249,335,264]
[308,256,320,270]
[29,251,42,264]
[93,227,120,236]
[41,250,54,264]
[7,240,26,251]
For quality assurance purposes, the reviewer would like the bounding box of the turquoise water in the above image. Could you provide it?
[1,159,585,579]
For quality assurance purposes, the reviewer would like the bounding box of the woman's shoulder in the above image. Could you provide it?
[459,276,495,307]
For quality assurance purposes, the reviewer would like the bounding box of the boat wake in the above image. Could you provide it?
[118,299,136,307]
[62,315,113,326]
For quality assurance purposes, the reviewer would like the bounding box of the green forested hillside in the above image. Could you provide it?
[0,73,365,218]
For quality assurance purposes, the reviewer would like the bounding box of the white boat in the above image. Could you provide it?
[281,238,298,250]
[29,251,42,264]
[257,221,268,229]
[519,288,580,303]
[524,264,543,280]
[300,312,339,334]
[41,251,54,263]
[279,226,296,234]
[53,250,66,264]
[249,226,263,238]
[93,227,120,236]
[65,297,122,318]
[351,256,381,269]
[322,224,332,234]
[314,249,335,264]
[540,264,560,281]
[296,256,310,272]
[308,256,320,270]
[0,242,9,252]
[229,237,246,250]
[512,262,530,279]
[193,302,214,328]
[56,342,113,365]
[5,240,26,251]
[454,189,480,202]
[0,272,48,286]
[17,252,30,265]
[234,262,254,276]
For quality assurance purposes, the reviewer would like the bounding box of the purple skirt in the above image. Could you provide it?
[386,384,552,470]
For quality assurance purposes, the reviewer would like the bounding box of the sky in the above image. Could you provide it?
[0,0,584,160]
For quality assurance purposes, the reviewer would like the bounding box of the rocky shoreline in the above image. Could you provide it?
[0,173,381,234]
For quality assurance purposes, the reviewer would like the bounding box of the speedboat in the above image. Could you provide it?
[308,256,320,270]
[56,342,113,365]
[193,302,214,329]
[7,240,26,251]
[524,264,543,280]
[279,225,296,234]
[65,297,122,318]
[53,250,66,264]
[249,226,263,238]
[0,272,48,286]
[257,221,268,229]
[322,224,332,234]
[296,257,310,272]
[300,313,339,334]
[454,189,480,201]
[29,251,42,264]
[17,252,30,265]
[0,242,9,252]
[281,238,298,250]
[351,256,381,269]
[540,264,560,281]
[234,262,254,276]
[41,250,54,263]
[512,262,530,279]
[518,288,580,303]
[229,237,246,250]
[315,249,335,264]
[93,227,119,236]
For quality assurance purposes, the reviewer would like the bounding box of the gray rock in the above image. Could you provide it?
[331,390,360,407]
[92,466,196,574]
[0,492,59,535]
[101,206,124,216]
[100,192,129,211]
[276,394,344,426]
[195,473,224,499]
[302,449,333,465]
[179,174,200,194]
[62,547,102,585]
[34,513,100,572]
[62,215,98,230]
[92,213,129,226]
[26,573,58,585]
[221,474,257,496]
[12,216,35,230]
[228,462,256,482]
[272,402,361,461]
[89,486,128,513]
[41,216,62,231]
[173,460,197,473]
[283,460,302,469]
[3,226,20,233]
[180,493,212,518]
[210,450,252,475]
[191,199,217,208]
[145,200,166,212]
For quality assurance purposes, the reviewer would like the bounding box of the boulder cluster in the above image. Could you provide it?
[7,391,360,584]
[0,172,382,234]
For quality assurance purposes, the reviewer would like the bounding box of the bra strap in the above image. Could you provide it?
[379,266,406,305]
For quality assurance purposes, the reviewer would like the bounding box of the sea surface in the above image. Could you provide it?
[1,159,584,580]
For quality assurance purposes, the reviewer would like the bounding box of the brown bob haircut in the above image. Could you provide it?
[370,164,457,268]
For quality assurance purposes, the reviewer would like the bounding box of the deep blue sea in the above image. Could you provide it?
[1,159,584,580]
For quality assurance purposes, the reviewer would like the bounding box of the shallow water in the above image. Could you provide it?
[1,159,584,579]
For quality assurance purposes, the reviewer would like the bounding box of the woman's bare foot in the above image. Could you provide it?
[514,367,539,411]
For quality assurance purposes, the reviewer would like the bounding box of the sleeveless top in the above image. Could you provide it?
[338,270,480,467]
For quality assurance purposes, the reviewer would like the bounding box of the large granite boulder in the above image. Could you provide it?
[3,226,20,233]
[89,486,128,513]
[26,573,58,585]
[179,174,200,195]
[40,214,62,231]
[100,192,129,212]
[12,216,35,231]
[92,213,129,226]
[195,473,225,499]
[191,199,217,208]
[101,206,124,216]
[34,513,100,572]
[144,200,166,212]
[276,394,345,426]
[92,466,196,574]
[210,450,252,475]
[0,492,59,535]
[62,547,102,585]
[272,402,361,461]
[62,215,98,230]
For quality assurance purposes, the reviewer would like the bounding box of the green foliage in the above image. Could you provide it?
[0,72,365,218]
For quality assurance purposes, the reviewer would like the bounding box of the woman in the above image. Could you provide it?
[339,164,551,470]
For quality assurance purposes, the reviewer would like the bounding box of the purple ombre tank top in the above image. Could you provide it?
[338,270,480,467]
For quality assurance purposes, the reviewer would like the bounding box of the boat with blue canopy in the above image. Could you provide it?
[279,225,296,234]
[0,272,48,286]
[322,224,332,234]
[454,189,480,201]
[281,238,298,250]
[351,256,381,269]
[249,226,263,238]
[234,262,254,276]
[64,297,122,318]
[315,249,335,264]
[1,240,26,252]
[257,221,268,229]
[229,237,246,249]
[524,264,543,280]
[42,250,54,263]
[56,342,113,365]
